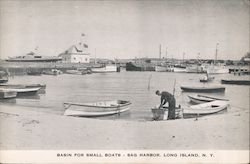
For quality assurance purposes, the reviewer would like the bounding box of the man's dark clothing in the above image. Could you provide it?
[160,91,176,120]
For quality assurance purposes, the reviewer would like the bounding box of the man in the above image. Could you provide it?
[155,90,176,120]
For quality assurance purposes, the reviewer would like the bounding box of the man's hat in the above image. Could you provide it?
[155,90,160,94]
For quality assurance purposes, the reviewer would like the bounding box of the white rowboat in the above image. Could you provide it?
[64,100,131,117]
[183,100,229,118]
[188,94,229,104]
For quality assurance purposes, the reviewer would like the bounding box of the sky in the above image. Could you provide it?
[0,0,249,60]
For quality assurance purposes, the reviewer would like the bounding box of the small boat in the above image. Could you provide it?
[0,87,41,96]
[203,65,229,74]
[0,84,46,90]
[172,67,187,73]
[181,85,225,93]
[65,70,84,75]
[0,89,17,99]
[183,100,229,118]
[43,69,62,75]
[221,79,250,85]
[200,73,215,82]
[188,94,229,104]
[64,100,131,117]
[91,65,118,73]
[155,65,168,72]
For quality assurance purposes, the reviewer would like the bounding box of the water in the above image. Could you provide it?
[2,71,249,121]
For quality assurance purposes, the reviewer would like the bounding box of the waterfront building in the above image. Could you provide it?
[59,43,90,63]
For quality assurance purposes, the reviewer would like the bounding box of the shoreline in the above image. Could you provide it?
[0,104,249,150]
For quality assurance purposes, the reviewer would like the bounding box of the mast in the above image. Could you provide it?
[159,44,161,59]
[215,43,219,65]
[94,48,96,64]
[165,47,168,59]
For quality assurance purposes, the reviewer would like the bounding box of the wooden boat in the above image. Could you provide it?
[0,84,46,90]
[91,65,117,73]
[64,100,131,117]
[43,69,62,75]
[183,100,229,118]
[221,79,250,85]
[188,94,229,104]
[126,62,155,71]
[27,70,42,76]
[0,89,17,99]
[180,85,225,93]
[172,67,187,73]
[65,70,84,75]
[155,65,168,72]
[203,65,229,74]
[0,87,41,96]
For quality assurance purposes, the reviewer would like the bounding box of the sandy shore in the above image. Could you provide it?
[0,104,249,150]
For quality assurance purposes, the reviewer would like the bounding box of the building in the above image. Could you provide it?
[59,43,90,63]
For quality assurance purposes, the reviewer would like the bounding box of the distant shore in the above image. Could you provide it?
[0,104,249,150]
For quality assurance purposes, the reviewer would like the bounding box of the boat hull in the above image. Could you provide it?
[221,79,250,85]
[91,65,117,73]
[0,87,41,97]
[188,94,229,104]
[181,86,225,93]
[64,100,131,117]
[183,100,229,118]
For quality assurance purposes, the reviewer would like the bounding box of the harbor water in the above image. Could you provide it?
[1,71,249,121]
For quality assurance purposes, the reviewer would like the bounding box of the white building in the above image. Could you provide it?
[59,43,90,63]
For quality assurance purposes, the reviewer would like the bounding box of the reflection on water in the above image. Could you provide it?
[3,72,250,121]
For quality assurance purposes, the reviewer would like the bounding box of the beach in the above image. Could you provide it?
[0,103,249,150]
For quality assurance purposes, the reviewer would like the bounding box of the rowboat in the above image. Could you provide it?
[43,69,62,75]
[181,85,225,93]
[183,100,229,118]
[64,100,131,117]
[188,94,229,104]
[65,70,84,75]
[0,87,41,96]
[221,79,250,85]
[0,89,17,99]
[0,84,46,90]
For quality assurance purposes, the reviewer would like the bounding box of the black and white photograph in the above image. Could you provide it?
[0,0,249,163]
